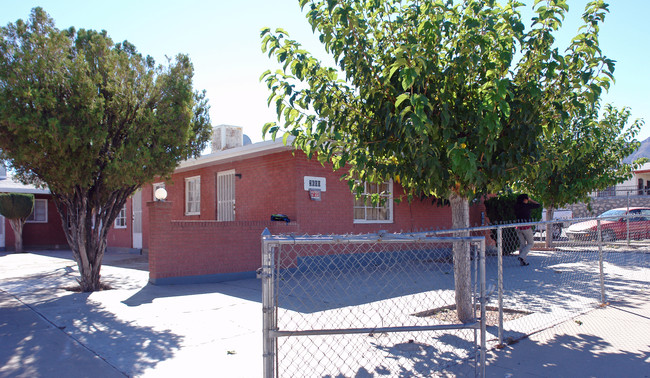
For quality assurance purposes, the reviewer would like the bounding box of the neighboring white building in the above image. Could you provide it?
[615,162,650,196]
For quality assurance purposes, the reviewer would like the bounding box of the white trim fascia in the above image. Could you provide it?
[176,138,294,173]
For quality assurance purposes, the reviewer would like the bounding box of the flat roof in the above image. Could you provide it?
[0,175,50,194]
[175,139,294,173]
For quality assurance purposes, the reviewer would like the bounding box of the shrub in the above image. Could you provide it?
[484,193,541,255]
[0,193,35,253]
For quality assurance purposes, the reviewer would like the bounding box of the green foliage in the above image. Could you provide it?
[0,8,212,197]
[484,192,542,223]
[0,8,212,290]
[484,192,541,255]
[0,193,34,220]
[484,193,518,225]
[260,0,616,203]
[508,0,642,236]
[519,105,642,209]
[261,0,617,322]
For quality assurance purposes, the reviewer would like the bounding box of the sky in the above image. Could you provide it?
[1,0,648,144]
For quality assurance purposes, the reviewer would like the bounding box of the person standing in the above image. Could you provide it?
[514,194,540,266]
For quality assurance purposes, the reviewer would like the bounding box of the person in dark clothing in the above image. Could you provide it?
[514,194,540,266]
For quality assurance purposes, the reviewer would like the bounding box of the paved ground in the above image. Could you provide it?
[448,292,650,377]
[0,249,648,377]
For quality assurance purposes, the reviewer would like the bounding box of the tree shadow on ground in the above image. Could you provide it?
[0,291,183,377]
[607,296,650,320]
[487,250,650,316]
[328,331,650,377]
[478,332,650,377]
[315,333,481,377]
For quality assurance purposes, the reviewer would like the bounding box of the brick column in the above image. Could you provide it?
[147,201,173,283]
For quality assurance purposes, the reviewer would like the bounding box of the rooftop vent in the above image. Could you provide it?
[211,125,244,152]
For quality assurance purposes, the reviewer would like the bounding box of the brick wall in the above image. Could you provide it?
[147,201,299,283]
[3,194,135,252]
[106,197,133,250]
[144,150,488,284]
[5,194,68,250]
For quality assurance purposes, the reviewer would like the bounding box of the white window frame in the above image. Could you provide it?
[185,176,201,216]
[114,205,127,229]
[26,198,48,223]
[152,182,166,201]
[353,180,393,224]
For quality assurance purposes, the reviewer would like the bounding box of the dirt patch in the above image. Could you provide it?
[413,305,531,327]
[63,282,113,292]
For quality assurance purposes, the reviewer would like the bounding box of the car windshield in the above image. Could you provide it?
[598,209,627,219]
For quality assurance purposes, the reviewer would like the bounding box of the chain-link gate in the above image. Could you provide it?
[261,230,487,377]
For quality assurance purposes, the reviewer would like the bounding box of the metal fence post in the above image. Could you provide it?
[626,194,631,245]
[261,229,276,378]
[472,240,478,377]
[479,238,487,378]
[597,219,606,304]
[497,226,503,347]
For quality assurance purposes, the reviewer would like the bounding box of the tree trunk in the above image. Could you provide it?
[72,230,107,292]
[67,207,110,292]
[52,188,131,292]
[449,192,473,323]
[545,205,555,248]
[8,218,24,253]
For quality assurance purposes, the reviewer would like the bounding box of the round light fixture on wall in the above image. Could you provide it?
[154,187,168,201]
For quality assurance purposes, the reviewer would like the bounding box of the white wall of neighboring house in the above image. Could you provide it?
[618,162,650,194]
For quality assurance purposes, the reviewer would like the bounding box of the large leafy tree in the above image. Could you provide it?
[521,104,642,246]
[0,193,34,253]
[516,1,643,245]
[261,0,613,322]
[0,8,212,291]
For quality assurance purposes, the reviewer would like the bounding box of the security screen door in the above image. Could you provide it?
[217,170,235,221]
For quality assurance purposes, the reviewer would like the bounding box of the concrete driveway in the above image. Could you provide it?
[1,248,649,377]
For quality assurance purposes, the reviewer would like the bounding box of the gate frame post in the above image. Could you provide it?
[262,229,276,378]
[497,226,504,347]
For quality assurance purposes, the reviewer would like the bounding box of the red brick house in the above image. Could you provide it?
[142,125,487,284]
[0,165,136,252]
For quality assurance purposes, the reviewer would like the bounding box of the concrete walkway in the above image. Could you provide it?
[0,249,648,377]
[447,292,650,377]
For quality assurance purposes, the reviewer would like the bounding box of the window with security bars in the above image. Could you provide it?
[217,170,235,221]
[26,199,47,223]
[114,206,127,228]
[185,176,201,215]
[353,180,393,223]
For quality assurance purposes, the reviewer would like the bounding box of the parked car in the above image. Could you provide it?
[537,208,573,239]
[566,207,650,241]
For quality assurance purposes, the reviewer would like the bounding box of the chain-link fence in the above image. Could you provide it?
[261,231,487,377]
[433,212,650,349]
[261,213,650,377]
